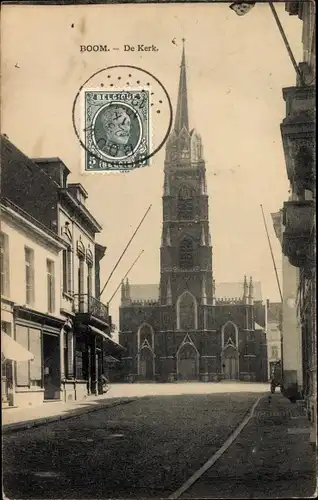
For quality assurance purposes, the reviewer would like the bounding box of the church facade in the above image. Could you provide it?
[119,47,268,383]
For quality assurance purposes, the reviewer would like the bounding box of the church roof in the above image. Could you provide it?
[130,284,160,301]
[215,282,262,302]
[128,281,262,302]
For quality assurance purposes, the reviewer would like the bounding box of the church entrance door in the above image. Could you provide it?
[222,346,239,380]
[223,357,238,380]
[177,343,198,381]
[139,348,154,380]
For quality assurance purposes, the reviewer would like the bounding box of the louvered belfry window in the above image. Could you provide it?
[177,185,193,220]
[179,238,194,269]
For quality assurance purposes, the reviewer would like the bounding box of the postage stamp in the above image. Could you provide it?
[83,88,150,172]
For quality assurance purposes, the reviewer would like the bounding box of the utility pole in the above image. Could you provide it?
[99,205,152,299]
[107,250,144,305]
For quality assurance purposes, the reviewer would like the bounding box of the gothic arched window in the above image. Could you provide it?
[222,321,237,345]
[178,292,197,330]
[179,238,194,269]
[177,185,193,220]
[139,323,153,346]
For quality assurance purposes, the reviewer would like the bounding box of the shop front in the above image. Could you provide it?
[12,306,64,407]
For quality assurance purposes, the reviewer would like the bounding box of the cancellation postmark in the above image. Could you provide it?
[72,65,173,173]
[84,89,150,171]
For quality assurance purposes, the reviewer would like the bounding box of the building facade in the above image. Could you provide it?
[1,137,124,407]
[276,2,315,442]
[272,210,303,394]
[119,48,268,383]
[265,300,283,380]
[1,198,66,407]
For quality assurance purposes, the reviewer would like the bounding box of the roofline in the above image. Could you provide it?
[32,157,71,175]
[1,198,67,250]
[59,189,102,233]
[68,183,88,198]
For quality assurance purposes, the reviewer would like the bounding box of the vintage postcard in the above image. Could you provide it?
[1,1,316,499]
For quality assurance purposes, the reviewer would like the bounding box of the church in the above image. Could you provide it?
[119,46,268,383]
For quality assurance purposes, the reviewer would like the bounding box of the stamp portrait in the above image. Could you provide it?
[84,89,150,171]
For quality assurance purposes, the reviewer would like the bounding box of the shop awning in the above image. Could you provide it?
[105,355,120,363]
[1,332,35,362]
[89,326,125,351]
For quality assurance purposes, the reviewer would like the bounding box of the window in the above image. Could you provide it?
[47,259,55,313]
[62,248,72,294]
[15,325,42,387]
[0,232,10,296]
[87,264,93,298]
[78,258,85,295]
[75,351,84,379]
[178,292,196,330]
[177,185,193,220]
[179,238,194,269]
[223,322,237,344]
[25,247,35,306]
[78,257,85,312]
[139,324,153,345]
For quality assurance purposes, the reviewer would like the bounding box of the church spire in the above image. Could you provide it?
[174,41,189,134]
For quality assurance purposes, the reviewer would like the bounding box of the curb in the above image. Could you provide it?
[2,398,135,435]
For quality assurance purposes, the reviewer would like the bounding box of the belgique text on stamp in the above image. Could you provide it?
[83,89,150,172]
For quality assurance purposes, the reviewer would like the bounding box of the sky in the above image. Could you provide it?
[1,2,303,332]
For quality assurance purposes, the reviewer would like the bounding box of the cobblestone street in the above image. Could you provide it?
[3,383,316,499]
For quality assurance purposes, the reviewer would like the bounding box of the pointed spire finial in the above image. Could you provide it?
[175,43,189,134]
[248,276,254,305]
[121,280,126,304]
[125,278,131,302]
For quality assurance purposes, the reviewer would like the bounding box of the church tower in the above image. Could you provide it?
[159,44,213,330]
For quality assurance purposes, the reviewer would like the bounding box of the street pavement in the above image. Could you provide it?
[2,382,267,429]
[2,383,316,499]
[180,393,316,499]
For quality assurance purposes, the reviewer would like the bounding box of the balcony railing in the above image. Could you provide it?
[283,200,314,235]
[282,200,315,268]
[280,85,315,193]
[74,294,109,324]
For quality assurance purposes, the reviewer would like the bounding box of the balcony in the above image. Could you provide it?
[280,85,315,193]
[74,294,110,327]
[282,200,315,268]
